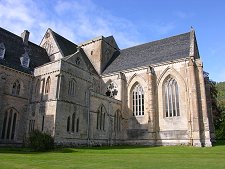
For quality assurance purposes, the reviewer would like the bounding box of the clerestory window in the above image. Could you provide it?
[164,78,180,117]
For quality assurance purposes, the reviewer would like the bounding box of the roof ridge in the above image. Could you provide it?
[121,32,190,51]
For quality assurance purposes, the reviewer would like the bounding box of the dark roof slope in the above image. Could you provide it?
[0,27,50,74]
[103,32,191,74]
[51,30,77,57]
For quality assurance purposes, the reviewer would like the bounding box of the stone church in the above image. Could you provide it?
[0,27,215,147]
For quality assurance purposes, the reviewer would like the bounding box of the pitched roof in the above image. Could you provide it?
[103,32,191,74]
[0,27,50,74]
[51,30,78,57]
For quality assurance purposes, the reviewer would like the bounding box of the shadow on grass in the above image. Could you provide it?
[1,141,225,154]
[0,147,77,154]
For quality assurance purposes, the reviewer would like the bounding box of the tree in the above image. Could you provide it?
[208,79,225,139]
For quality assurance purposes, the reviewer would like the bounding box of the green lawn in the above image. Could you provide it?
[0,141,225,169]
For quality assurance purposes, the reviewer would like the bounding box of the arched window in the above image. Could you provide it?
[12,80,20,96]
[97,105,106,130]
[164,78,180,117]
[67,116,70,132]
[132,84,144,116]
[114,110,122,131]
[1,108,18,140]
[71,113,75,133]
[68,79,75,96]
[45,76,51,94]
[76,118,79,132]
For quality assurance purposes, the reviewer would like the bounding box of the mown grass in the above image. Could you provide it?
[0,141,225,169]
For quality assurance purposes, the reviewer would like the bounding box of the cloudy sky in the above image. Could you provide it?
[0,0,224,82]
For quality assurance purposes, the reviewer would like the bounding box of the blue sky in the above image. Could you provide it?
[0,0,224,82]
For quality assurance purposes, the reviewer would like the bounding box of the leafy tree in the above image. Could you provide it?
[208,79,225,139]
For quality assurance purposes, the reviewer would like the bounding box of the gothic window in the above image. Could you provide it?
[164,78,180,117]
[76,118,79,132]
[97,105,106,130]
[12,80,20,96]
[68,79,75,96]
[106,82,118,98]
[45,76,51,94]
[132,84,144,116]
[0,42,6,59]
[114,110,122,132]
[71,113,75,133]
[1,108,18,140]
[67,116,70,132]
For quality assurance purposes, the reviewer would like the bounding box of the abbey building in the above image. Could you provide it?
[0,27,215,147]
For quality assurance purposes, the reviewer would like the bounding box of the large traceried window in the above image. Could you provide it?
[1,108,18,140]
[12,80,20,96]
[132,84,144,116]
[164,78,180,117]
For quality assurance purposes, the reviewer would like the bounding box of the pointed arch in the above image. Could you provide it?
[157,66,186,89]
[114,109,122,131]
[157,66,188,121]
[1,107,18,140]
[131,83,144,116]
[164,78,180,117]
[12,80,20,95]
[45,76,51,94]
[97,104,107,130]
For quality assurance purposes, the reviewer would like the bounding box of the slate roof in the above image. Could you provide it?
[0,27,50,74]
[51,30,78,57]
[103,32,191,74]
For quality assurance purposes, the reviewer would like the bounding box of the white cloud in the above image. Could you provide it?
[0,0,176,48]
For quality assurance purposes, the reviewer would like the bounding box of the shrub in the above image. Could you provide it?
[27,130,54,151]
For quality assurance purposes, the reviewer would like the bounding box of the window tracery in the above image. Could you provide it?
[132,84,144,116]
[164,78,180,117]
[106,82,118,98]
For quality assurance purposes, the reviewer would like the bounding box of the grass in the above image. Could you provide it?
[0,141,225,169]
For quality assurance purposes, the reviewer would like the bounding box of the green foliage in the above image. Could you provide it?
[216,82,225,102]
[209,80,225,139]
[27,130,54,151]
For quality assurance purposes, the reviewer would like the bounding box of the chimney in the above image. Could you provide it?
[21,30,30,45]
